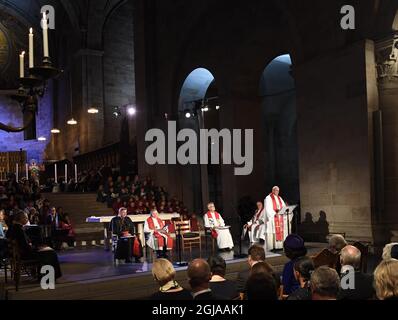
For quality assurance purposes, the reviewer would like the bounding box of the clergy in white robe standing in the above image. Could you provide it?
[204,203,234,251]
[243,201,266,244]
[264,186,291,250]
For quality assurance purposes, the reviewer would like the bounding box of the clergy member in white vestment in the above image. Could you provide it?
[243,201,266,244]
[204,203,234,251]
[144,209,173,258]
[264,186,291,250]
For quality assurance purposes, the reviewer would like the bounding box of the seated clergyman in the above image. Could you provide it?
[204,203,234,251]
[144,209,173,258]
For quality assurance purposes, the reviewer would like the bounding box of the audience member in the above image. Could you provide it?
[236,244,266,298]
[287,256,314,300]
[187,259,216,300]
[310,266,340,300]
[374,259,398,300]
[282,234,307,295]
[338,245,375,300]
[150,259,192,300]
[208,256,239,300]
[6,211,62,279]
[382,242,398,261]
[246,272,278,300]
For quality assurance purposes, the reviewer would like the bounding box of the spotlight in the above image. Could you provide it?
[216,105,220,110]
[185,112,191,119]
[67,118,77,125]
[127,106,136,116]
[51,128,60,134]
[201,107,209,112]
[112,106,121,118]
[37,136,46,141]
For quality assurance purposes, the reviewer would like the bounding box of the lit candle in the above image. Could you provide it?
[19,51,25,78]
[74,164,77,182]
[65,164,68,182]
[16,163,19,182]
[26,163,29,180]
[42,12,49,58]
[54,163,58,184]
[29,28,34,68]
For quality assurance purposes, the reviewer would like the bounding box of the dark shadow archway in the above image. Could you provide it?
[259,54,300,204]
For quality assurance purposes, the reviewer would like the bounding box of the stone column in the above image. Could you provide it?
[295,40,377,243]
[375,33,398,242]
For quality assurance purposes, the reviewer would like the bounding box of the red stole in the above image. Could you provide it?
[207,211,221,238]
[270,194,284,241]
[146,217,164,230]
[146,217,173,250]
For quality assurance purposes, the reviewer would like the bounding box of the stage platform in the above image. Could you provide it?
[1,242,327,300]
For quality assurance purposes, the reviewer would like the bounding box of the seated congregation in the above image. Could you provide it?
[147,236,398,300]
[0,176,78,286]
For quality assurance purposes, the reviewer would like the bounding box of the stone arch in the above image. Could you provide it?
[259,53,300,205]
[178,67,224,213]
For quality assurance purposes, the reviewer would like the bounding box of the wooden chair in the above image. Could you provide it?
[8,240,40,291]
[353,241,369,273]
[174,220,201,257]
[311,248,339,269]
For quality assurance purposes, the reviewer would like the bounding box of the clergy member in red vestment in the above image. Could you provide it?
[144,209,173,258]
[204,202,234,251]
[264,186,289,251]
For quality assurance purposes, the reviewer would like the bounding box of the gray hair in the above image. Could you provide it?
[310,266,341,298]
[328,234,347,253]
[382,243,398,261]
[340,245,361,269]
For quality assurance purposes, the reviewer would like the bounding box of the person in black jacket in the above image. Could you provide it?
[288,256,314,300]
[338,245,375,300]
[110,207,142,263]
[188,259,217,300]
[7,211,62,279]
[208,256,239,300]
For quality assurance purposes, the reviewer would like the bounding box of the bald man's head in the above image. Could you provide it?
[187,259,212,291]
[340,245,361,270]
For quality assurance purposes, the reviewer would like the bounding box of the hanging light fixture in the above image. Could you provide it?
[67,118,77,125]
[84,49,99,115]
[67,72,77,125]
[37,136,46,141]
[51,128,60,133]
[87,107,99,114]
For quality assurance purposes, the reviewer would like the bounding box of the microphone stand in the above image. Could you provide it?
[234,215,247,259]
[174,224,188,267]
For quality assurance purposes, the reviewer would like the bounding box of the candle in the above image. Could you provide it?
[54,163,58,184]
[19,51,25,78]
[16,163,19,182]
[42,12,49,58]
[26,163,29,180]
[29,28,34,68]
[65,164,68,183]
[74,164,77,182]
